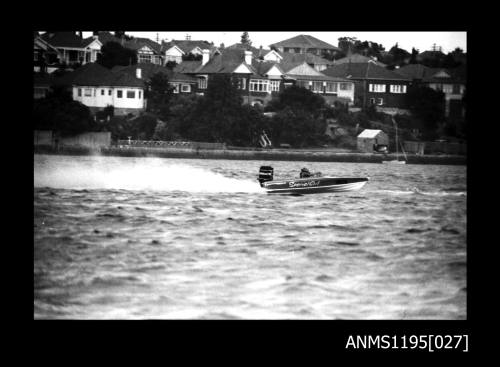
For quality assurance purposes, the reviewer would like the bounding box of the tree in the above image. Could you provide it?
[405,85,445,134]
[266,85,326,117]
[387,43,411,68]
[240,32,252,46]
[409,47,419,64]
[33,86,95,136]
[96,41,137,69]
[145,72,174,119]
[165,60,178,69]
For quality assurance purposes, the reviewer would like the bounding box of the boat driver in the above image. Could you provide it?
[300,167,311,178]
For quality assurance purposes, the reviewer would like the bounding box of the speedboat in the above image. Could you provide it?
[258,166,369,194]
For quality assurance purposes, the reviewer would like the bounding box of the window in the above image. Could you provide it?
[34,51,39,62]
[340,83,351,91]
[138,54,152,63]
[84,88,92,97]
[269,80,280,92]
[390,84,407,93]
[369,84,386,93]
[237,78,246,90]
[198,76,207,89]
[101,89,105,96]
[117,90,123,98]
[326,82,338,93]
[370,98,376,105]
[249,79,269,92]
[171,83,180,93]
[108,89,112,96]
[442,84,453,94]
[78,88,82,97]
[377,98,383,105]
[181,84,191,93]
[127,90,135,98]
[312,81,323,93]
[139,91,142,99]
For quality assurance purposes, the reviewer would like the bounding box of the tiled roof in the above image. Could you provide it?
[333,53,386,67]
[113,63,197,83]
[270,34,340,51]
[322,62,410,81]
[124,37,162,54]
[395,64,466,83]
[393,63,429,79]
[163,40,215,54]
[50,62,145,87]
[279,52,334,66]
[250,59,283,76]
[196,49,251,74]
[41,32,96,49]
[173,61,203,74]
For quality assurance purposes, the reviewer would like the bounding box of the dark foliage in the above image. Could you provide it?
[96,41,137,69]
[33,86,95,136]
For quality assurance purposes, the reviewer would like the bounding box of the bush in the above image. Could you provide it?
[33,86,95,136]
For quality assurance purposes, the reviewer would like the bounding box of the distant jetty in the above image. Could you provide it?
[34,145,466,165]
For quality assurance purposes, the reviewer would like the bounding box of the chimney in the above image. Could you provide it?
[244,50,252,65]
[202,49,210,65]
[136,68,142,79]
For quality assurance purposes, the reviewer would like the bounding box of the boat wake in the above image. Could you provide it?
[34,157,264,193]
[374,189,466,197]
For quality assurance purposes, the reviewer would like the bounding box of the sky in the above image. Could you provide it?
[82,31,467,53]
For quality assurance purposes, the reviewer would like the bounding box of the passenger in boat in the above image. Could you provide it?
[300,167,311,178]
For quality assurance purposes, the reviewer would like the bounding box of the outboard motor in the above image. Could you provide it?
[258,166,274,186]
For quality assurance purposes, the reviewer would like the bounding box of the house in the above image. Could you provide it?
[278,60,355,105]
[395,64,466,118]
[333,53,386,67]
[34,36,61,73]
[50,62,146,116]
[357,129,389,152]
[322,62,411,113]
[112,63,198,94]
[95,32,164,65]
[269,34,341,58]
[278,52,334,72]
[162,39,219,64]
[39,32,102,67]
[173,47,354,106]
[124,38,164,65]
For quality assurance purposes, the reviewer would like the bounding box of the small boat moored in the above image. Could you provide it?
[258,166,369,194]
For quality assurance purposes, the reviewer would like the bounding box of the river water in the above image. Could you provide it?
[34,154,466,319]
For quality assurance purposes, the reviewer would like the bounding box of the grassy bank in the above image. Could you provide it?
[34,145,467,165]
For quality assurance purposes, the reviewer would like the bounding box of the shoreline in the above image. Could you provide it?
[34,145,467,165]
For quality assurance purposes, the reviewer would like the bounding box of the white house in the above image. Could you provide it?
[67,63,146,116]
[40,32,102,66]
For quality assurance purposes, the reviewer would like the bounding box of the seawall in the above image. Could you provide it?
[33,145,467,165]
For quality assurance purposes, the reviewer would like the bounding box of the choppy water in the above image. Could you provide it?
[34,154,466,319]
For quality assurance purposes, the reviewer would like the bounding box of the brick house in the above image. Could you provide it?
[395,64,466,118]
[322,61,411,113]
